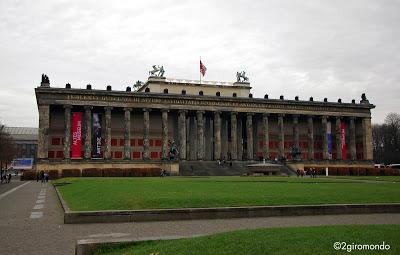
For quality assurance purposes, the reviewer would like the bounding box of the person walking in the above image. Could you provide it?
[44,172,49,182]
[7,173,12,183]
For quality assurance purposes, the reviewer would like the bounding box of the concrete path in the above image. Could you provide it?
[1,181,400,255]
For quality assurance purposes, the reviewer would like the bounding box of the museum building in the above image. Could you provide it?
[35,72,375,175]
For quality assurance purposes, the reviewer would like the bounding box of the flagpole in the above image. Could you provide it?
[199,56,201,85]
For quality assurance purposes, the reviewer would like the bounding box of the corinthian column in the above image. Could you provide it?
[178,110,187,160]
[321,116,329,160]
[38,104,50,159]
[63,105,72,159]
[292,115,299,149]
[349,117,356,160]
[104,106,113,160]
[84,106,92,159]
[230,112,238,160]
[237,116,243,160]
[143,108,150,160]
[262,113,270,159]
[161,109,169,160]
[335,116,342,160]
[197,111,205,160]
[307,115,314,160]
[278,114,285,158]
[124,108,132,159]
[214,111,221,160]
[246,113,254,160]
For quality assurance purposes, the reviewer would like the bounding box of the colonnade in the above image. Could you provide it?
[37,105,373,161]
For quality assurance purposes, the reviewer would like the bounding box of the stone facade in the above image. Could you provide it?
[35,77,375,173]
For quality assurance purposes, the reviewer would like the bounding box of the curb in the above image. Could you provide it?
[54,185,400,224]
[64,203,400,224]
[75,235,204,255]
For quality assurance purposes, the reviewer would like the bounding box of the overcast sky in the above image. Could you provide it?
[1,0,399,127]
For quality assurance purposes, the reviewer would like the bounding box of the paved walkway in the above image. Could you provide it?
[1,181,400,255]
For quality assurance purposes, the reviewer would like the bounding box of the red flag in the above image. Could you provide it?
[200,60,207,76]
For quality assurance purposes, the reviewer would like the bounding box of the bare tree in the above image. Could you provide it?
[0,123,17,170]
[373,113,400,164]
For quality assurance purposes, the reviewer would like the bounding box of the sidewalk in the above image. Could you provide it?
[0,181,400,255]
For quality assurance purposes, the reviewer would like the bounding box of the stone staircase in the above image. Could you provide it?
[179,161,297,176]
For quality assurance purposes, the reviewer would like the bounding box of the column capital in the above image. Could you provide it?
[63,104,73,109]
[263,113,270,117]
[178,109,188,114]
[105,106,113,111]
[307,115,314,119]
[231,111,238,116]
[161,109,169,113]
[278,113,285,118]
[214,111,221,116]
[123,107,132,112]
[246,112,254,117]
[84,105,93,110]
[142,108,151,112]
[196,110,205,114]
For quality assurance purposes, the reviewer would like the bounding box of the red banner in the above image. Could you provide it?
[340,122,346,160]
[71,112,83,158]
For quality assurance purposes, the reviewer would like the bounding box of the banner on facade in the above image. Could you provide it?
[71,112,83,158]
[327,122,332,159]
[341,122,347,160]
[92,113,102,158]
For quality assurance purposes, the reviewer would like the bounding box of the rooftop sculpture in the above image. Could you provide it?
[236,71,249,83]
[149,65,165,77]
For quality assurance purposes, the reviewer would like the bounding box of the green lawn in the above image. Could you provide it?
[93,225,400,255]
[324,176,400,182]
[56,176,400,211]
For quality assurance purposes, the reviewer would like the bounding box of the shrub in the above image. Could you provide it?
[62,169,81,178]
[82,168,102,177]
[23,170,37,180]
[102,168,124,177]
[48,170,59,180]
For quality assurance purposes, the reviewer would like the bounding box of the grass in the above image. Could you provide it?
[56,176,400,211]
[92,224,400,255]
[324,176,400,182]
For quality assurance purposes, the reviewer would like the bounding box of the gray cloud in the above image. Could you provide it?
[0,0,399,126]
